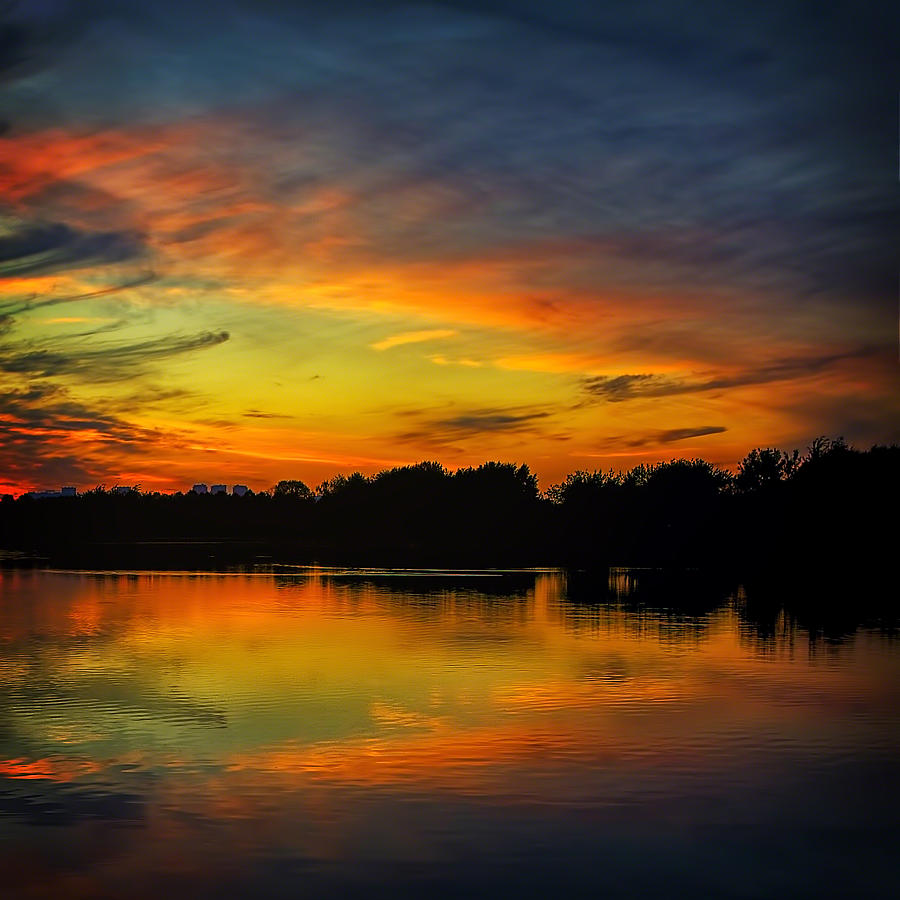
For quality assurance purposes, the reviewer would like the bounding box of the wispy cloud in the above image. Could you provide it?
[0,383,171,490]
[0,219,144,277]
[0,330,229,380]
[0,0,895,490]
[395,406,552,446]
[0,273,157,319]
[652,426,726,445]
[429,354,483,367]
[242,409,292,419]
[370,329,458,351]
[42,317,117,324]
[578,425,728,456]
[581,349,877,403]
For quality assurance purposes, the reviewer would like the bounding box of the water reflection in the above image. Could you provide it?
[0,569,898,899]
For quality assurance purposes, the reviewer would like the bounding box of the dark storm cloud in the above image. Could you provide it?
[0,221,144,277]
[0,330,229,380]
[581,348,878,403]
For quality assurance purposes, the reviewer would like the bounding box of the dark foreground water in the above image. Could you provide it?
[0,569,897,899]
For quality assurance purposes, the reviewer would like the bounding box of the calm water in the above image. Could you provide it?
[0,569,897,899]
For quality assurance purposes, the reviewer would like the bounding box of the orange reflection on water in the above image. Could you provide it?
[224,721,606,791]
[1,569,898,790]
[0,757,101,782]
[1,569,899,900]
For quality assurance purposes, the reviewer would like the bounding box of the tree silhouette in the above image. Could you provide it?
[735,448,800,493]
[273,479,314,500]
[0,440,895,574]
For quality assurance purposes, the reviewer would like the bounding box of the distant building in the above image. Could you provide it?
[232,484,249,497]
[210,484,226,495]
[26,485,80,499]
[22,485,78,500]
[114,486,132,495]
[192,483,208,495]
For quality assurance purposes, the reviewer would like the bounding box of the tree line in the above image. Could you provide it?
[0,438,896,572]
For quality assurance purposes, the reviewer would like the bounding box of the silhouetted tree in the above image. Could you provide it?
[546,469,621,505]
[0,441,895,575]
[735,448,800,493]
[273,479,314,500]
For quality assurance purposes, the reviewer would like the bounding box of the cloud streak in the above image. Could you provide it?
[581,349,877,403]
[395,406,552,446]
[0,220,144,277]
[0,0,896,490]
[371,329,458,351]
[0,331,229,380]
[649,426,727,445]
[0,273,157,319]
[0,383,170,490]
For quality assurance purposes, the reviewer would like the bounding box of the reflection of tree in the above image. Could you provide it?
[563,567,737,642]
[563,565,893,648]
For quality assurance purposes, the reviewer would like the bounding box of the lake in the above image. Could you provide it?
[0,568,897,898]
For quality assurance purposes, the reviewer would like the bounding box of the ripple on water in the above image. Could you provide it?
[0,569,898,899]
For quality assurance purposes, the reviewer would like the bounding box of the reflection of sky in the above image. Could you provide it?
[1,1,897,492]
[1,571,899,897]
[1,571,897,776]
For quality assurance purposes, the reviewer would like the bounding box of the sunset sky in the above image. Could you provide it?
[1,0,897,494]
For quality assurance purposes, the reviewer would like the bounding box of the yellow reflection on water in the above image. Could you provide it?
[2,569,899,900]
[2,568,897,794]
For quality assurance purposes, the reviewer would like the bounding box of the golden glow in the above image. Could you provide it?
[1,121,896,494]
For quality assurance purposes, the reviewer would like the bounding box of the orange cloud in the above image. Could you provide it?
[0,128,166,202]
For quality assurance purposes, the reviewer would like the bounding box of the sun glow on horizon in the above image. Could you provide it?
[0,2,895,495]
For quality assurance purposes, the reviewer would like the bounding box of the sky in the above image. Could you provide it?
[1,0,897,494]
